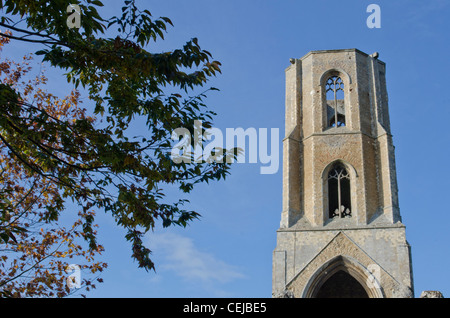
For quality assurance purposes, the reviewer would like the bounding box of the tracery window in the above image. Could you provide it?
[328,163,351,218]
[326,76,346,128]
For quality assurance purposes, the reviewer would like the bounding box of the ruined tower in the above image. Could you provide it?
[272,49,414,298]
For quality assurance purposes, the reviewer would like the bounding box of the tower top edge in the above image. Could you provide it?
[288,48,385,65]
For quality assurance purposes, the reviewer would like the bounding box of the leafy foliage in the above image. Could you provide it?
[0,35,106,297]
[0,0,235,277]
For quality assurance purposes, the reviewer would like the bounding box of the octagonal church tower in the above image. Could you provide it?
[272,49,414,298]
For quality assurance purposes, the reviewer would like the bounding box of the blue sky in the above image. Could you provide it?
[3,0,450,298]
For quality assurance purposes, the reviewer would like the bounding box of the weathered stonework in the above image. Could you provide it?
[273,49,414,298]
[420,291,444,298]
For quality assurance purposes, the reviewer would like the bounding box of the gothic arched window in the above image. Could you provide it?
[326,76,346,128]
[328,163,351,218]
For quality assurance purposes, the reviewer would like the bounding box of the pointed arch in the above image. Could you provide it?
[319,68,352,86]
[302,255,384,298]
[322,160,358,222]
[321,159,358,183]
[328,162,351,218]
[319,68,352,130]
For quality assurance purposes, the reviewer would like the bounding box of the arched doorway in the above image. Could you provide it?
[303,256,383,298]
[315,270,368,298]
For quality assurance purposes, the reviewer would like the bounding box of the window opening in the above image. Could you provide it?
[328,163,351,218]
[326,76,345,128]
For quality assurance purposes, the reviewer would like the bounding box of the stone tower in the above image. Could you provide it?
[272,49,414,298]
